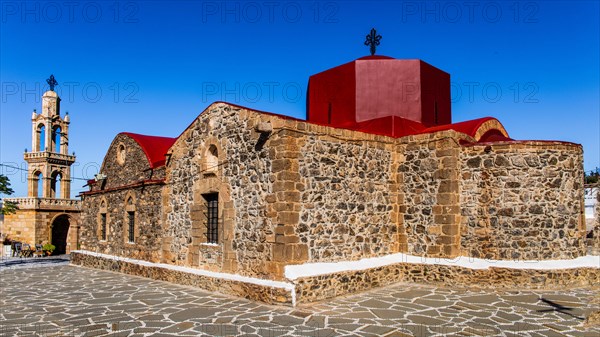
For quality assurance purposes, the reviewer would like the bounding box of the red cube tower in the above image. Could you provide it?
[307,55,451,137]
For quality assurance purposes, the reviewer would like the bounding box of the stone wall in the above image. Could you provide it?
[593,191,600,253]
[460,142,586,260]
[163,104,276,278]
[3,207,80,252]
[162,103,589,283]
[80,133,165,262]
[2,210,37,244]
[396,132,465,257]
[71,251,293,306]
[293,261,599,305]
[94,134,165,191]
[164,104,405,278]
[79,186,164,262]
[297,134,397,262]
[70,250,597,307]
[74,102,593,305]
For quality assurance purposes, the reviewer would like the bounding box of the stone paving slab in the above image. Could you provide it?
[0,255,70,270]
[0,265,598,336]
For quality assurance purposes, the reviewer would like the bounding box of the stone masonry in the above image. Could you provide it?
[159,103,587,279]
[78,102,591,304]
[297,135,397,262]
[2,87,81,253]
[461,142,586,260]
[593,190,600,252]
[397,133,463,258]
[80,134,166,262]
[2,204,80,250]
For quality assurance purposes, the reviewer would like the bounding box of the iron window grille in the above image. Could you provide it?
[203,193,219,244]
[101,213,107,241]
[127,211,135,243]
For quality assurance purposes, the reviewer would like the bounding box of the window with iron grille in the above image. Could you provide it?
[203,193,219,244]
[127,211,135,243]
[101,213,107,241]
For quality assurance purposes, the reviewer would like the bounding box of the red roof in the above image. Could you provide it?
[121,132,177,168]
[311,114,511,141]
[191,102,512,144]
[419,117,507,138]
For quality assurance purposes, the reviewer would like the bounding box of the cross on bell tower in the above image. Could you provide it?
[25,75,76,199]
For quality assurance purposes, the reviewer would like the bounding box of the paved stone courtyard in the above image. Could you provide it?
[0,264,598,336]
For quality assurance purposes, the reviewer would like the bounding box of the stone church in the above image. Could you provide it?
[3,77,81,255]
[74,54,597,305]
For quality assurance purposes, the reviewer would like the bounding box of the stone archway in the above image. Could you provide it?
[51,214,70,255]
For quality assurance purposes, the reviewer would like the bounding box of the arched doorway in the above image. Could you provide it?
[51,214,70,255]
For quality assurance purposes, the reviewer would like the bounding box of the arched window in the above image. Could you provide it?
[125,196,135,243]
[99,199,108,241]
[50,171,62,198]
[37,124,46,152]
[206,145,219,173]
[203,193,219,244]
[52,126,61,153]
[33,171,43,198]
[117,144,126,165]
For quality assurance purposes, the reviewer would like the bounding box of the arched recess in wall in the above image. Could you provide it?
[205,144,219,174]
[52,125,62,153]
[189,138,238,272]
[32,171,43,198]
[124,193,136,244]
[37,124,46,151]
[98,197,109,241]
[193,139,231,246]
[117,143,127,165]
[50,171,62,198]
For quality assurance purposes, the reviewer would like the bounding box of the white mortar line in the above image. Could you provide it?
[284,253,600,280]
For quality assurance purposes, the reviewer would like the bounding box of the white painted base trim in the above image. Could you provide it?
[285,253,600,280]
[71,250,599,306]
[72,250,296,305]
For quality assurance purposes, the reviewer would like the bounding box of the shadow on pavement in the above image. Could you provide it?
[0,255,70,269]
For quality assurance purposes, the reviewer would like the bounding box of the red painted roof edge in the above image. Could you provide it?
[463,139,582,147]
[175,102,580,148]
[177,101,405,142]
[181,102,513,142]
[419,117,499,137]
[120,132,177,169]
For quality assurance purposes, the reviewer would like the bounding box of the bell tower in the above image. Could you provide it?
[2,75,81,254]
[25,75,76,199]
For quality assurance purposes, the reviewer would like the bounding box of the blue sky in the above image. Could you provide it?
[1,0,599,197]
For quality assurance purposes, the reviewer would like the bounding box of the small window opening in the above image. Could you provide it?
[101,213,107,241]
[127,211,135,243]
[203,193,219,244]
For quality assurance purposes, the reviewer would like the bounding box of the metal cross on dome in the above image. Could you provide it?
[46,74,58,91]
[364,28,382,56]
